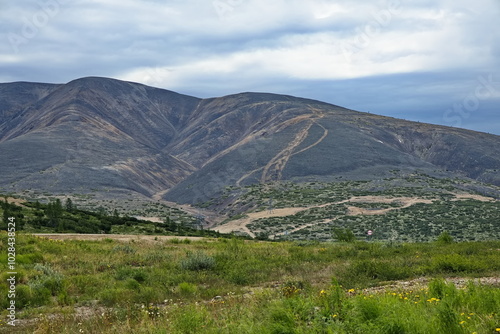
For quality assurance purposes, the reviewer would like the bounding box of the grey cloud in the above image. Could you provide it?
[0,0,499,134]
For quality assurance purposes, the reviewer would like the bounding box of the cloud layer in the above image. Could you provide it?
[1,0,499,133]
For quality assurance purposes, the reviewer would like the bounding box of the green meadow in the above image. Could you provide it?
[1,232,499,333]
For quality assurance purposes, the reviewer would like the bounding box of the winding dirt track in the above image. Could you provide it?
[261,119,314,183]
[214,207,311,238]
[237,115,328,186]
[213,194,497,237]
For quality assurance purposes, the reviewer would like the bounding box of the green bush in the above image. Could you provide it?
[172,305,211,334]
[436,231,454,244]
[333,228,356,242]
[115,267,147,283]
[349,259,410,283]
[180,251,216,271]
[178,282,197,296]
[15,285,33,308]
[112,245,136,254]
[436,302,462,334]
[57,290,74,306]
[99,288,130,306]
[226,268,252,285]
[354,296,381,321]
[431,254,478,273]
[31,287,51,306]
[125,278,140,290]
[269,303,297,334]
[30,264,65,296]
[134,286,159,304]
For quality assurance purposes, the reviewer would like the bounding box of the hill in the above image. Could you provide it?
[1,77,500,239]
[1,76,499,205]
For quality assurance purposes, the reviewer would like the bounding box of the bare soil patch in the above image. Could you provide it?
[363,276,500,295]
[452,193,497,202]
[4,196,27,207]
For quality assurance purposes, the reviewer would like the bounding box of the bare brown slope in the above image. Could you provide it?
[0,77,498,203]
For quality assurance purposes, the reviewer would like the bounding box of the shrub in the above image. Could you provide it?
[180,251,216,271]
[30,264,65,296]
[269,305,297,334]
[333,228,356,242]
[436,302,462,334]
[135,287,158,304]
[173,305,211,334]
[112,245,136,254]
[15,285,33,308]
[32,287,52,306]
[99,288,130,306]
[125,278,140,290]
[347,259,410,284]
[436,231,454,244]
[57,290,74,306]
[178,282,197,296]
[132,269,147,283]
[431,254,478,273]
[354,296,381,321]
[226,267,251,285]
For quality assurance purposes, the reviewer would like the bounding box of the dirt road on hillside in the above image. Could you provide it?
[213,193,497,236]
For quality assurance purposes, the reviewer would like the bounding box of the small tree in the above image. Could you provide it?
[436,231,454,244]
[255,231,270,241]
[333,228,356,242]
[65,198,73,212]
[47,199,63,227]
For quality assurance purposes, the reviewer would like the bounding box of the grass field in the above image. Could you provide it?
[1,232,499,333]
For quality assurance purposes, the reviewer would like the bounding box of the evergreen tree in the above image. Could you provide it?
[47,199,63,227]
[1,198,10,229]
[65,198,74,212]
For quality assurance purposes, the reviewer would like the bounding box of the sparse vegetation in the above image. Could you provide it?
[0,233,499,333]
[213,174,500,242]
[1,173,500,332]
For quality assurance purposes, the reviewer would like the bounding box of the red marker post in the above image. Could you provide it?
[367,230,373,241]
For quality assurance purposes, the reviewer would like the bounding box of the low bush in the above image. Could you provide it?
[178,282,197,296]
[180,251,216,271]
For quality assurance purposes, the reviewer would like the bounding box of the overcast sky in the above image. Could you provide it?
[1,0,499,134]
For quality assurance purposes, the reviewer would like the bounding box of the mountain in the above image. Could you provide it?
[1,76,499,204]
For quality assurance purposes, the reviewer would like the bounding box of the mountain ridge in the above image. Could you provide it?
[0,76,499,204]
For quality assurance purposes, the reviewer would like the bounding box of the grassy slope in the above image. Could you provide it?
[0,233,499,333]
